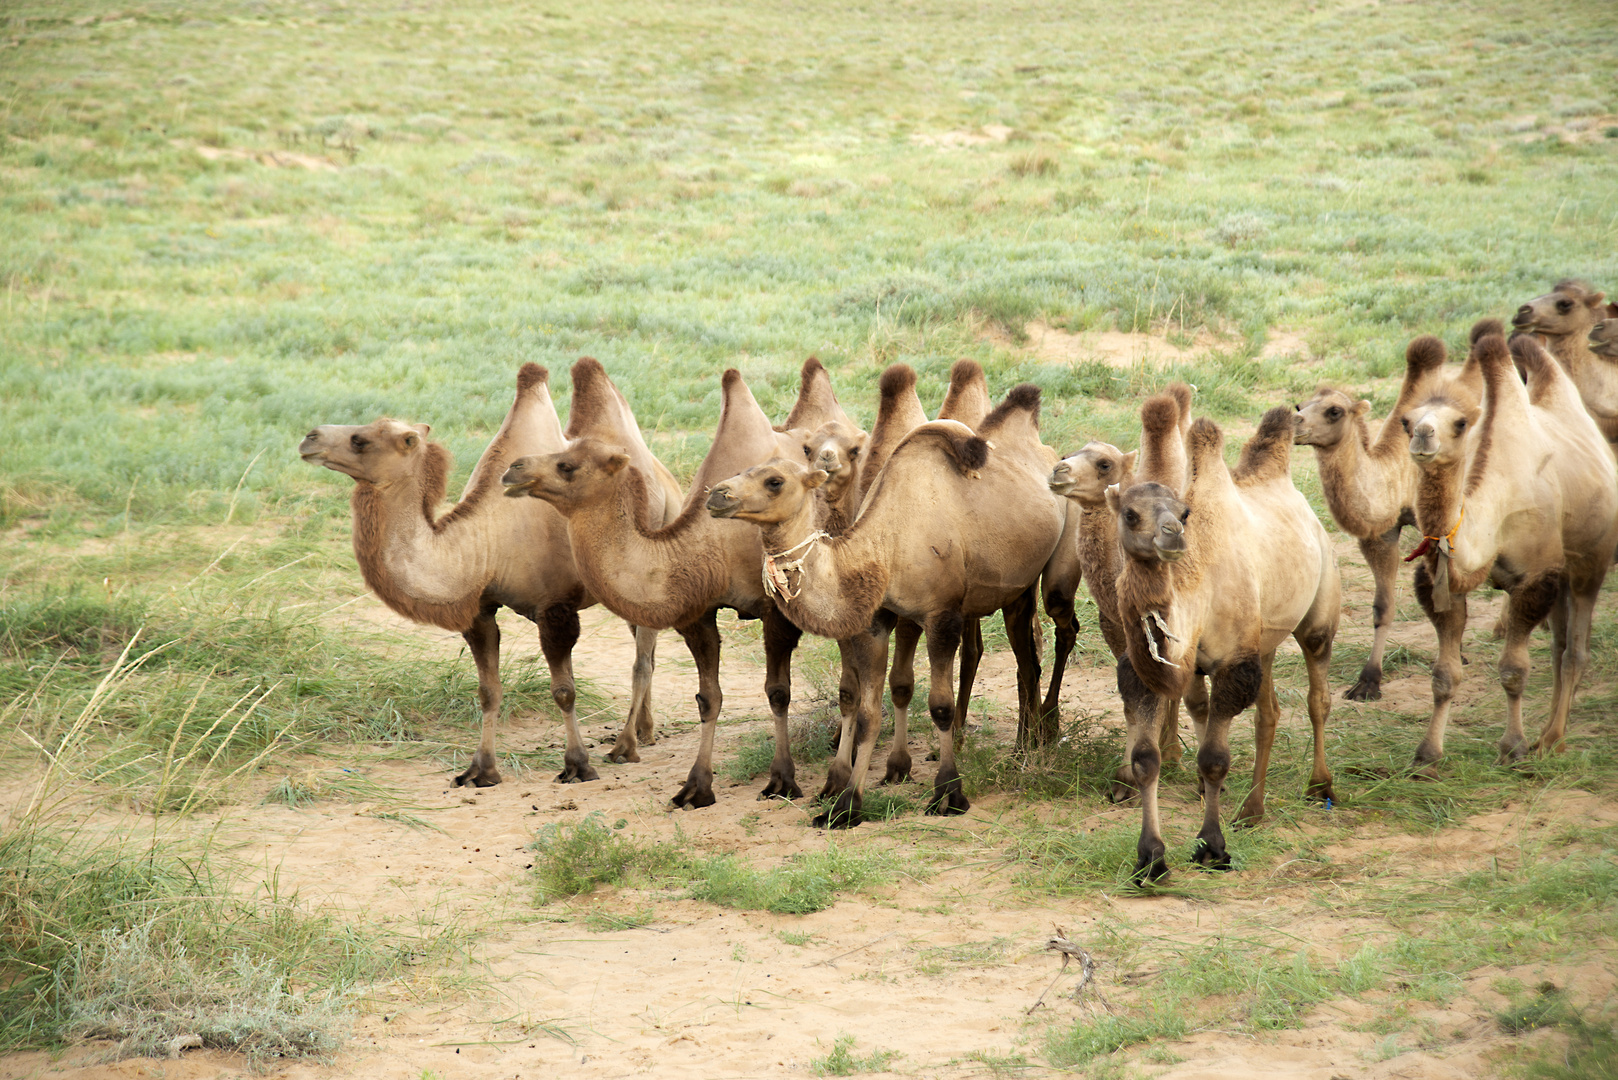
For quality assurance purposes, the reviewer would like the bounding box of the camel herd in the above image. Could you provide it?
[299,279,1618,882]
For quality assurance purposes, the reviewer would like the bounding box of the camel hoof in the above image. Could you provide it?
[556,764,600,783]
[1306,778,1336,805]
[453,766,502,788]
[1190,836,1231,871]
[758,774,802,801]
[669,779,716,810]
[1133,853,1169,885]
[1410,762,1442,782]
[604,747,641,765]
[812,790,862,829]
[1496,740,1530,765]
[881,758,912,785]
[925,789,970,816]
[1343,676,1382,702]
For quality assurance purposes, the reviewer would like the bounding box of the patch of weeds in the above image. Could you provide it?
[960,712,1122,801]
[582,907,656,932]
[721,731,776,783]
[1045,1006,1187,1068]
[779,930,818,947]
[915,937,1013,975]
[1009,150,1059,178]
[960,1049,1033,1074]
[1498,984,1575,1034]
[1517,1013,1618,1079]
[528,814,680,902]
[811,1033,901,1076]
[856,787,919,823]
[686,843,907,915]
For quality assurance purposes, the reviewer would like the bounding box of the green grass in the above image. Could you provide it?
[810,1034,901,1076]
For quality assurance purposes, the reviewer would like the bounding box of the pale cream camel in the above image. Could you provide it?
[298,362,677,788]
[1512,280,1618,442]
[1401,329,1618,772]
[502,369,809,806]
[705,385,1064,826]
[1292,334,1484,700]
[1110,405,1340,882]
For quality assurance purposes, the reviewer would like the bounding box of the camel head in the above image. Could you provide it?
[1590,303,1618,360]
[1049,442,1137,506]
[299,419,433,484]
[1512,279,1607,339]
[801,421,867,502]
[1401,394,1478,469]
[1293,389,1370,449]
[704,458,827,524]
[501,437,631,515]
[1106,482,1189,564]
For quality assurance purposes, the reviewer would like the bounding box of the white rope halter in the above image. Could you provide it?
[1141,610,1181,666]
[762,531,830,603]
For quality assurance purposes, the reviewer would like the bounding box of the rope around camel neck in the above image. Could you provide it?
[762,531,830,604]
[1142,610,1181,666]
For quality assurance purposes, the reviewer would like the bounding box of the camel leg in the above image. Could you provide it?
[1496,574,1559,764]
[1234,652,1279,827]
[925,611,971,816]
[1115,690,1182,802]
[816,622,891,828]
[944,616,983,754]
[538,605,598,784]
[1109,691,1144,802]
[1158,696,1183,768]
[1540,580,1593,754]
[1192,657,1260,871]
[1117,658,1167,883]
[1299,623,1337,804]
[1411,564,1469,775]
[759,606,804,800]
[606,624,659,764]
[669,609,722,810]
[1346,527,1400,701]
[1006,586,1051,748]
[1039,583,1077,735]
[453,608,504,788]
[1183,675,1214,795]
[818,639,861,801]
[883,618,922,784]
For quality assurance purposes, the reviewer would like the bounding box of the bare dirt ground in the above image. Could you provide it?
[2,535,1610,1080]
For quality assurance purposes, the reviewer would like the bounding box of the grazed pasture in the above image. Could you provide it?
[2,1,1616,1077]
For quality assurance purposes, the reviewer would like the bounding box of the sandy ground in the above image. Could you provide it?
[2,535,1611,1080]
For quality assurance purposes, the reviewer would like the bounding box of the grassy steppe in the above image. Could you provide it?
[3,0,1617,1074]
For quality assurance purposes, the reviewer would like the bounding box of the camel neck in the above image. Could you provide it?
[758,506,889,640]
[349,477,490,629]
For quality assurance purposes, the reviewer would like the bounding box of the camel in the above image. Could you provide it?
[502,368,810,808]
[1512,279,1618,443]
[298,362,679,788]
[801,420,868,534]
[705,385,1065,826]
[1293,334,1484,700]
[1400,328,1618,772]
[1590,302,1618,359]
[1110,400,1341,882]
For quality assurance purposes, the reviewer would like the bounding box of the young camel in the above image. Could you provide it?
[1512,279,1618,443]
[501,369,809,807]
[1401,329,1618,772]
[706,387,1065,826]
[298,363,677,788]
[1590,302,1618,359]
[1110,405,1340,882]
[1292,334,1483,700]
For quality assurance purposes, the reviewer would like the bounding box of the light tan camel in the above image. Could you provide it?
[1401,329,1618,772]
[298,362,677,788]
[705,385,1064,826]
[1292,334,1485,700]
[801,420,868,534]
[502,369,808,806]
[1590,302,1618,359]
[1512,279,1618,442]
[1110,404,1340,882]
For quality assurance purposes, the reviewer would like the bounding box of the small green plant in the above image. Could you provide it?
[779,930,818,947]
[583,907,656,932]
[811,1033,901,1076]
[528,814,680,902]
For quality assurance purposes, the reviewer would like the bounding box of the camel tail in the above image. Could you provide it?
[979,383,1041,434]
[516,362,549,395]
[1232,406,1294,485]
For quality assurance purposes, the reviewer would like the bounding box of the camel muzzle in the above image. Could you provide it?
[1047,463,1074,495]
[705,487,741,518]
[501,463,538,497]
[1153,521,1187,562]
[1511,307,1535,330]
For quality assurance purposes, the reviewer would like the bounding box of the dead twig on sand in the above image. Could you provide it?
[1027,927,1106,1015]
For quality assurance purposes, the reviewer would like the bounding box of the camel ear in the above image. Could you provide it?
[803,469,829,490]
[602,452,630,475]
[1353,400,1371,417]
[1104,484,1122,513]
[414,424,431,437]
[1606,303,1618,319]
[1586,292,1607,308]
[1120,450,1138,475]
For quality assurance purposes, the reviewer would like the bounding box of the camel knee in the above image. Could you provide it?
[478,685,498,714]
[1371,598,1389,627]
[1196,744,1231,780]
[767,686,790,714]
[1431,664,1455,700]
[889,680,914,710]
[1498,663,1526,697]
[551,682,576,713]
[929,702,954,733]
[1130,744,1161,786]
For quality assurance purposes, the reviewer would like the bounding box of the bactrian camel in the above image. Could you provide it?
[1589,302,1618,359]
[705,385,1064,827]
[1401,328,1618,772]
[299,362,678,788]
[1293,334,1482,700]
[502,368,810,808]
[1110,401,1341,882]
[1512,279,1618,443]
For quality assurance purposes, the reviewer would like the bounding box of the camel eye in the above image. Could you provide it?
[767,476,784,492]
[558,461,576,476]
[351,435,369,451]
[1180,507,1191,523]
[1097,460,1110,472]
[1325,407,1342,421]
[848,446,859,458]
[1453,419,1466,435]
[802,445,812,459]
[1124,509,1139,528]
[1557,300,1573,313]
[1401,418,1410,434]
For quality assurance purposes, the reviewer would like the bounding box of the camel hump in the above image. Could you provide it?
[1140,394,1179,439]
[892,420,989,476]
[516,362,549,395]
[1406,335,1447,377]
[1509,333,1554,376]
[879,363,917,402]
[783,356,850,430]
[1232,407,1294,485]
[1164,382,1194,432]
[1474,331,1512,383]
[565,357,620,439]
[938,359,992,426]
[1187,417,1225,468]
[979,383,1041,434]
[1470,318,1505,345]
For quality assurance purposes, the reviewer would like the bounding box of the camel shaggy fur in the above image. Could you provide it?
[1512,279,1618,443]
[502,368,809,808]
[1110,402,1341,882]
[706,385,1064,826]
[1590,301,1618,359]
[299,362,676,788]
[1401,329,1618,771]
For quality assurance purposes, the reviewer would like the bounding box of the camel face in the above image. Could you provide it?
[1293,390,1369,449]
[299,419,430,483]
[1402,399,1475,467]
[704,459,826,524]
[501,438,630,514]
[1513,282,1606,338]
[1108,482,1189,564]
[803,421,866,502]
[1049,443,1135,505]
[1590,312,1618,359]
